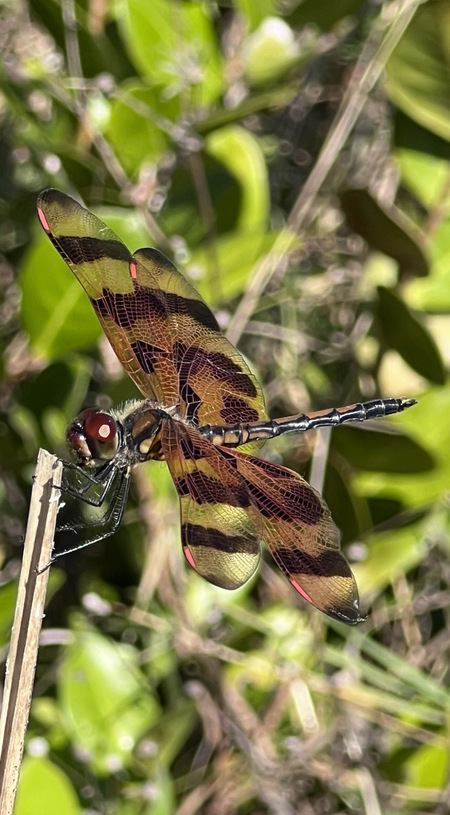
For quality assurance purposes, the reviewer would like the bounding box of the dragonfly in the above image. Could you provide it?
[37,189,416,624]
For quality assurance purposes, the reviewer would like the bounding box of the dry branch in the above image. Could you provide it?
[0,449,62,815]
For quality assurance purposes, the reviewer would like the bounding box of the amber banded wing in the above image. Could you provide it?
[221,448,363,624]
[133,249,266,427]
[37,189,266,426]
[160,418,261,590]
[37,189,162,402]
[161,417,361,622]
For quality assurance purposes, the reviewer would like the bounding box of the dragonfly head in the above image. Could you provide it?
[67,408,119,466]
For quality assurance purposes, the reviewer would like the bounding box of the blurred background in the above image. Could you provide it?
[1,0,450,812]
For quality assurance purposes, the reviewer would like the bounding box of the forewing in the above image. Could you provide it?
[37,189,267,425]
[37,189,176,403]
[160,418,260,590]
[134,249,267,426]
[223,449,363,623]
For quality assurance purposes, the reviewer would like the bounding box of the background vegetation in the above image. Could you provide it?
[1,0,450,812]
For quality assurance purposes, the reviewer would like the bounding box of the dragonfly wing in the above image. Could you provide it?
[38,189,266,426]
[160,419,261,589]
[134,248,267,427]
[37,189,168,401]
[223,449,363,623]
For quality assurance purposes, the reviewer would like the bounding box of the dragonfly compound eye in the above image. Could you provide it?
[84,410,117,443]
[67,408,118,464]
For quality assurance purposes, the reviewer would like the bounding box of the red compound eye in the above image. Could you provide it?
[67,427,86,449]
[67,408,119,464]
[82,409,117,443]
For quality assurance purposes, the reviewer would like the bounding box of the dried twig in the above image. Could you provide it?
[0,450,62,815]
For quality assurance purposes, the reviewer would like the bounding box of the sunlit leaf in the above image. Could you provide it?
[107,80,180,176]
[190,231,279,303]
[21,208,152,358]
[377,286,445,384]
[21,234,99,358]
[234,0,277,30]
[354,520,428,598]
[404,217,450,312]
[356,386,450,509]
[386,1,450,142]
[332,424,434,474]
[16,756,80,815]
[206,126,270,233]
[243,17,301,85]
[395,149,450,210]
[58,628,160,774]
[404,742,449,788]
[116,0,223,107]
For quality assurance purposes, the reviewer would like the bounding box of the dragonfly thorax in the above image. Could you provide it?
[120,402,166,463]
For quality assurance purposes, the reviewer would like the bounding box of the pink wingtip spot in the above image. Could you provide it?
[183,547,197,570]
[290,580,313,604]
[130,259,138,279]
[37,207,50,231]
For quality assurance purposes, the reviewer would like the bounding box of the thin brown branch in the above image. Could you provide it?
[0,450,62,815]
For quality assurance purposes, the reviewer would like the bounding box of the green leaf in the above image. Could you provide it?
[190,231,280,303]
[286,0,364,30]
[352,628,450,708]
[233,0,277,30]
[58,628,161,774]
[16,756,80,815]
[97,207,155,250]
[340,188,429,278]
[243,17,301,85]
[354,521,428,598]
[405,215,450,312]
[116,0,224,107]
[404,742,449,788]
[115,769,176,815]
[107,80,180,176]
[152,704,198,768]
[395,148,450,210]
[20,361,85,419]
[21,234,100,358]
[393,109,450,160]
[21,208,153,358]
[386,0,450,142]
[205,126,269,233]
[356,386,450,510]
[332,424,434,474]
[0,582,17,646]
[377,286,445,384]
[324,460,365,544]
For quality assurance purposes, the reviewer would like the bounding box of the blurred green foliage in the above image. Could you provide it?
[1,0,450,812]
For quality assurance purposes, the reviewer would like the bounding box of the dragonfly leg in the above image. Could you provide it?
[61,459,119,507]
[38,468,132,571]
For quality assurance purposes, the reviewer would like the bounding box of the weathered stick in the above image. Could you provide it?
[0,449,62,815]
